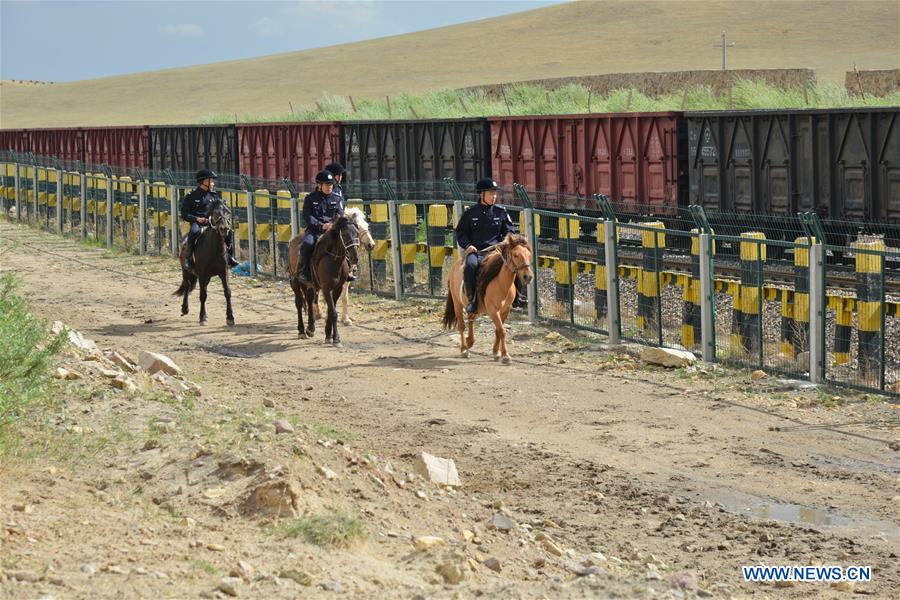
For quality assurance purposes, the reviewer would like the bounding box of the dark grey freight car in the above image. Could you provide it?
[342,118,491,187]
[687,108,900,222]
[149,125,239,179]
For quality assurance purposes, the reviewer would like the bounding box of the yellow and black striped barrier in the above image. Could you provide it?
[555,215,580,305]
[783,236,812,357]
[594,222,611,321]
[637,222,665,335]
[830,296,853,366]
[854,238,884,379]
[426,204,450,292]
[398,203,417,288]
[681,231,703,351]
[738,232,766,354]
[369,203,390,282]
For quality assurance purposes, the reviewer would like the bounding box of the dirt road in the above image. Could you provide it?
[1,221,897,598]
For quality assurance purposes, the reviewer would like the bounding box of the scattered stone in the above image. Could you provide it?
[207,543,226,552]
[775,580,795,588]
[316,465,337,480]
[566,561,603,577]
[48,575,65,586]
[413,536,446,551]
[542,538,564,556]
[65,329,98,352]
[240,480,299,517]
[274,419,294,434]
[263,398,275,408]
[484,558,502,573]
[105,351,137,372]
[6,569,41,583]
[640,346,696,368]
[99,368,120,378]
[669,571,698,591]
[54,367,81,380]
[218,577,241,596]
[229,561,254,581]
[320,581,343,593]
[533,557,546,569]
[279,569,313,586]
[487,512,514,532]
[138,350,182,376]
[461,529,475,543]
[11,503,33,513]
[545,331,562,341]
[111,375,137,393]
[415,490,427,500]
[436,561,467,585]
[646,570,662,580]
[81,564,97,576]
[161,375,190,394]
[415,451,461,487]
[105,565,129,575]
[751,369,767,380]
[831,581,854,592]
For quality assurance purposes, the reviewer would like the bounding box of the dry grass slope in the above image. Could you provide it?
[1,0,898,127]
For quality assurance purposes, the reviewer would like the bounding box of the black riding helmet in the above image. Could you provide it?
[196,169,217,183]
[315,170,335,184]
[325,163,346,176]
[475,177,501,192]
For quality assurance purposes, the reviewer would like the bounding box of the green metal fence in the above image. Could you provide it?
[3,151,899,401]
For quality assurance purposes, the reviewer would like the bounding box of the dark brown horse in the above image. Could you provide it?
[288,215,359,346]
[173,198,235,326]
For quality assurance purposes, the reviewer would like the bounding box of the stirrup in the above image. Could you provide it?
[465,300,477,314]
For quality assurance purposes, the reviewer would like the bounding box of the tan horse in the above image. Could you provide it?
[442,234,533,363]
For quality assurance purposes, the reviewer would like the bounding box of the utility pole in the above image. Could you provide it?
[713,31,736,70]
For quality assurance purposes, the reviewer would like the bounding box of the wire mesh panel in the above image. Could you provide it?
[146,181,174,256]
[61,171,81,237]
[342,185,395,296]
[824,239,898,395]
[0,162,14,215]
[111,176,139,252]
[84,173,107,244]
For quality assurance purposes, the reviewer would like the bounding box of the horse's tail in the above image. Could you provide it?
[442,289,457,329]
[173,272,197,297]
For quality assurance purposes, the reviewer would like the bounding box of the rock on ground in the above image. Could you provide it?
[640,346,696,368]
[415,451,461,487]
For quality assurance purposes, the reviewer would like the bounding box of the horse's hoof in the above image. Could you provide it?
[493,354,500,361]
[226,319,235,327]
[181,310,188,317]
[502,356,511,364]
[333,342,343,348]
[199,319,208,326]
[460,350,469,358]
[298,332,307,339]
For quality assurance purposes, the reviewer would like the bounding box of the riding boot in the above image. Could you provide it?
[296,252,311,284]
[225,234,239,268]
[347,263,358,282]
[512,277,528,309]
[184,237,196,271]
[465,282,477,314]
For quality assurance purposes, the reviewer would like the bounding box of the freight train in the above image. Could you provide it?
[1,107,898,254]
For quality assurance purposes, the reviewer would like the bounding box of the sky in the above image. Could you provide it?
[1,0,566,82]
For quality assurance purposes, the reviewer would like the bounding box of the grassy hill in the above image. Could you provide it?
[1,0,897,128]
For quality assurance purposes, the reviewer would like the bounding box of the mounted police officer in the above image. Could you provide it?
[455,177,520,314]
[181,169,239,271]
[296,169,344,283]
[325,163,347,212]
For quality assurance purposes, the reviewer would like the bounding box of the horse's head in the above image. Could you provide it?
[207,197,232,238]
[502,234,533,286]
[345,207,375,252]
[330,215,360,265]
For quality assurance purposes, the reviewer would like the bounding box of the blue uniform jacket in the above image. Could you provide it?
[303,189,343,235]
[181,187,219,224]
[455,202,517,251]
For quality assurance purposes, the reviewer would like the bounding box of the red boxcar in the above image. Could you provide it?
[82,126,150,171]
[0,129,31,153]
[489,113,686,213]
[237,122,342,184]
[29,128,84,164]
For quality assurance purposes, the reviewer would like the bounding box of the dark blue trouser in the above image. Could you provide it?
[464,252,484,299]
[186,222,236,258]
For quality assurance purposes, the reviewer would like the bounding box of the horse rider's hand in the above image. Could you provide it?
[196,217,208,225]
[323,222,333,231]
[465,245,477,255]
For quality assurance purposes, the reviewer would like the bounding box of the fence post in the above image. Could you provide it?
[79,172,87,239]
[290,195,299,239]
[808,241,825,383]
[55,169,64,234]
[247,189,258,277]
[138,181,147,255]
[453,200,463,261]
[604,220,621,344]
[387,199,403,300]
[169,185,179,257]
[398,203,417,290]
[699,233,715,362]
[523,208,538,323]
[105,175,114,249]
[853,238,883,384]
[14,163,22,222]
[32,166,39,224]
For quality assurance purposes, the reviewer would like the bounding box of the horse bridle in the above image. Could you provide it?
[495,244,532,279]
[208,202,232,236]
[322,221,360,264]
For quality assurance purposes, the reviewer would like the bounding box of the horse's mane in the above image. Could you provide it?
[475,234,529,306]
[344,207,369,231]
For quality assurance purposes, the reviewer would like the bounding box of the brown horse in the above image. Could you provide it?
[287,215,360,346]
[442,234,533,363]
[173,197,235,326]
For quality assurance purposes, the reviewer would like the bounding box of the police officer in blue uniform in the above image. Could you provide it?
[325,163,347,212]
[455,177,518,313]
[181,169,239,270]
[296,170,344,283]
